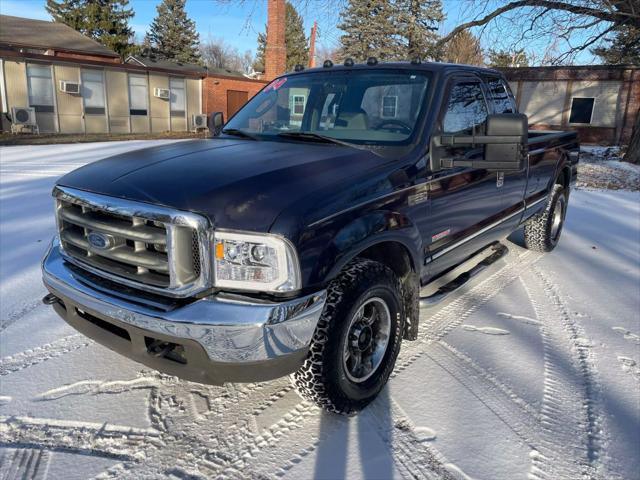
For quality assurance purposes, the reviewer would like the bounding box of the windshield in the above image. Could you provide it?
[224,70,431,148]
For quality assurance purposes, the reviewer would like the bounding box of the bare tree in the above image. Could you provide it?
[436,0,639,161]
[200,37,255,74]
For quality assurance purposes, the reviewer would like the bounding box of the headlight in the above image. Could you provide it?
[213,230,301,293]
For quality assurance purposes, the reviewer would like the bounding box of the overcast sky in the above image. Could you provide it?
[0,0,596,64]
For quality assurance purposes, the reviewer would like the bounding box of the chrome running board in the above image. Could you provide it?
[419,243,509,308]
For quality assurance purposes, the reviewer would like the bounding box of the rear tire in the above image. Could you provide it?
[523,184,568,252]
[291,258,404,415]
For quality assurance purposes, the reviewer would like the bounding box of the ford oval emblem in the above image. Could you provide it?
[87,232,112,250]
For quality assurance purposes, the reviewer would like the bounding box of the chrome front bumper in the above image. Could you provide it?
[42,240,326,384]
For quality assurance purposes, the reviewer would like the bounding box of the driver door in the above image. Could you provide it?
[426,77,505,277]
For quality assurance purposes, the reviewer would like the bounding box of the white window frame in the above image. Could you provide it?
[26,63,55,112]
[569,96,595,125]
[381,95,398,118]
[169,76,186,116]
[128,73,149,116]
[292,94,305,115]
[81,68,107,115]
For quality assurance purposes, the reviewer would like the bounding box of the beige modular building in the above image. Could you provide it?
[0,15,205,135]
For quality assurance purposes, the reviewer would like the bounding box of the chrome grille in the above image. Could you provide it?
[54,186,211,297]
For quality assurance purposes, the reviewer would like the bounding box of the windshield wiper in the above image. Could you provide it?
[277,131,356,148]
[221,128,259,140]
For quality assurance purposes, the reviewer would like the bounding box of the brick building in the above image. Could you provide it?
[501,65,639,145]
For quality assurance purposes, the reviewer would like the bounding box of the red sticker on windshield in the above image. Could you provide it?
[265,77,287,91]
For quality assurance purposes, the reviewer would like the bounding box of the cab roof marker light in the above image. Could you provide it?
[323,59,334,68]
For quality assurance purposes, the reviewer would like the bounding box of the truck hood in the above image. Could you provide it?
[58,139,389,231]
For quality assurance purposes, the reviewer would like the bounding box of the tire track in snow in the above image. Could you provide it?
[0,447,51,480]
[522,266,614,480]
[0,335,92,376]
[426,341,543,447]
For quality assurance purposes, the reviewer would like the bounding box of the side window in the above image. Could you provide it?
[128,74,148,116]
[169,77,185,116]
[26,64,54,113]
[487,77,516,114]
[81,69,106,115]
[442,81,488,134]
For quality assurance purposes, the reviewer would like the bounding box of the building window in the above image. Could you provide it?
[569,97,595,124]
[169,77,185,116]
[381,96,398,118]
[81,69,105,115]
[292,95,305,115]
[128,74,148,116]
[26,64,54,113]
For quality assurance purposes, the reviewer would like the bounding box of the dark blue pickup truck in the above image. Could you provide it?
[42,61,579,414]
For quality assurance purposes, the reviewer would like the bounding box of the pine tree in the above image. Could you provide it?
[284,2,308,70]
[46,0,135,58]
[441,30,483,65]
[253,2,309,73]
[338,0,402,62]
[396,0,444,61]
[146,0,201,64]
[487,49,529,67]
[593,25,640,65]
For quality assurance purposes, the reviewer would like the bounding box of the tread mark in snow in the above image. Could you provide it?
[426,341,543,447]
[0,335,92,376]
[522,267,615,480]
[0,447,51,480]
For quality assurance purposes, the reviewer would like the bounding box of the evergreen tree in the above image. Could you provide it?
[253,2,309,73]
[284,2,308,70]
[338,0,402,62]
[146,0,201,64]
[441,30,483,65]
[593,26,640,65]
[487,49,529,67]
[396,0,444,61]
[46,0,135,58]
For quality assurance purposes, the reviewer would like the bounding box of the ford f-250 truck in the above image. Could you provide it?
[42,61,579,414]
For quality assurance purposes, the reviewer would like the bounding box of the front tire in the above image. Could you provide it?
[523,184,568,252]
[291,258,405,415]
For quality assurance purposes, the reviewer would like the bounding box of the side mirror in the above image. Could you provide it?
[438,113,528,171]
[209,111,224,136]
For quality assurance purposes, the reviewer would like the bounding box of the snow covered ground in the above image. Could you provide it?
[0,141,638,480]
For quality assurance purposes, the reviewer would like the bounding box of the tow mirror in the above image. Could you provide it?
[437,113,528,171]
[209,111,224,136]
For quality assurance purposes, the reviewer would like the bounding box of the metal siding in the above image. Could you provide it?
[54,64,83,133]
[3,60,28,107]
[105,69,130,133]
[84,114,108,133]
[518,81,566,125]
[131,115,150,133]
[186,78,200,130]
[149,73,169,132]
[170,116,187,132]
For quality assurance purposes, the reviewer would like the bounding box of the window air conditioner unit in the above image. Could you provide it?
[59,80,80,94]
[154,88,170,99]
[192,114,208,130]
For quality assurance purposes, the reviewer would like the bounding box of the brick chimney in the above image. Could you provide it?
[265,0,286,80]
[308,21,317,68]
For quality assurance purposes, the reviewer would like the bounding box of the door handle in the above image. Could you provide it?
[496,172,505,188]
